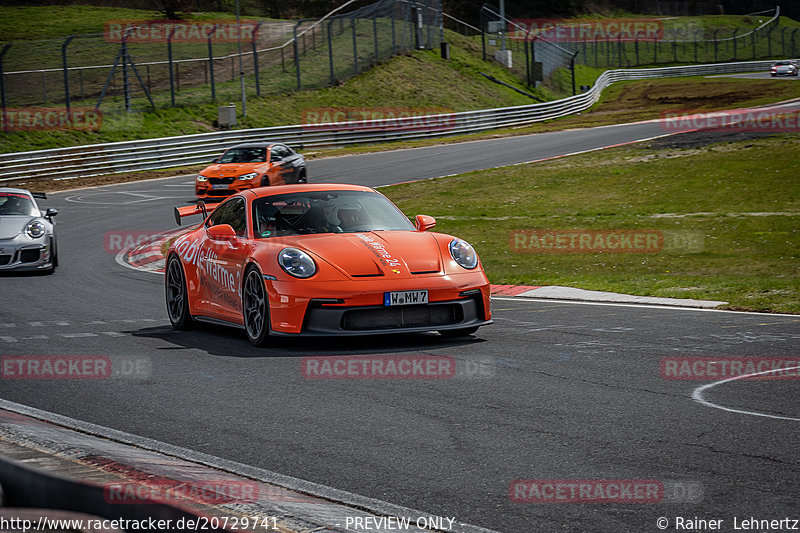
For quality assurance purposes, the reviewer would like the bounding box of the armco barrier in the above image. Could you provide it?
[0,455,231,532]
[0,60,788,184]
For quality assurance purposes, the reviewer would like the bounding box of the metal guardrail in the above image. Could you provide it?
[0,60,786,184]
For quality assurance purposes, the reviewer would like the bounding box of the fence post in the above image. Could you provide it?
[635,35,639,65]
[167,26,177,106]
[480,6,485,61]
[570,51,577,95]
[732,28,738,60]
[391,6,397,55]
[752,30,756,59]
[61,35,76,113]
[767,26,773,57]
[207,24,218,101]
[693,30,699,63]
[713,29,719,62]
[293,22,301,89]
[617,34,622,66]
[0,44,11,133]
[781,27,787,56]
[792,29,798,56]
[672,29,677,62]
[327,19,335,84]
[252,22,262,96]
[41,71,48,105]
[351,16,359,73]
[373,13,379,62]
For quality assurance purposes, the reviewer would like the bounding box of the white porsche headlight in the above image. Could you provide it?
[238,172,258,181]
[25,220,46,239]
[449,238,478,269]
[278,248,317,278]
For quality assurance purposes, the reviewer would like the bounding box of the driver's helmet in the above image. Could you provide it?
[336,199,363,226]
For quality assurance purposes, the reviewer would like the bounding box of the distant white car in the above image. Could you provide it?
[771,60,798,77]
[0,188,58,273]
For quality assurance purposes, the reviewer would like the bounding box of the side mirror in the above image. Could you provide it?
[415,214,436,232]
[207,224,237,242]
[45,207,58,218]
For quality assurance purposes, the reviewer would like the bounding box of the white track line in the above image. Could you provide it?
[692,366,800,422]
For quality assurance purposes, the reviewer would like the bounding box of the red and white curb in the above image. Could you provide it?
[115,228,193,274]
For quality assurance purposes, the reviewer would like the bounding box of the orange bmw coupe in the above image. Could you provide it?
[195,142,307,202]
[166,184,491,345]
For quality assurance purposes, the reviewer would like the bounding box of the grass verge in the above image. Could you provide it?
[382,132,800,314]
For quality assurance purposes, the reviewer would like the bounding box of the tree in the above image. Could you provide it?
[152,0,194,20]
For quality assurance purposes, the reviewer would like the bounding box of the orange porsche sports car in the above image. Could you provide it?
[195,142,307,201]
[166,184,491,345]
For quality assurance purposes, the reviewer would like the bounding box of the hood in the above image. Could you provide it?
[296,231,442,277]
[201,162,267,177]
[0,215,32,240]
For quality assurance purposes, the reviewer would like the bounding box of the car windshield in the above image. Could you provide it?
[218,147,266,164]
[252,190,415,238]
[0,192,38,216]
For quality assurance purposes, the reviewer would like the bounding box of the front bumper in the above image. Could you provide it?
[265,274,492,336]
[0,239,54,272]
[196,178,260,200]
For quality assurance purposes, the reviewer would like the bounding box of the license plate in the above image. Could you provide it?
[212,183,228,190]
[384,290,428,306]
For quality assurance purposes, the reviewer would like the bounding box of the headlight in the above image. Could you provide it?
[278,248,316,278]
[238,172,258,181]
[449,238,478,269]
[25,220,46,239]
[196,174,208,182]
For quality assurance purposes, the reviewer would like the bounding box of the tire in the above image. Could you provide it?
[298,169,307,183]
[243,266,270,346]
[438,326,479,338]
[165,254,194,330]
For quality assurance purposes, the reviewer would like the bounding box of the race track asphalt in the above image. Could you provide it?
[1,118,798,532]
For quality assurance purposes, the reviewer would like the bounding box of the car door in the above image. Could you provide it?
[199,197,248,322]
[282,145,306,183]
[266,144,297,185]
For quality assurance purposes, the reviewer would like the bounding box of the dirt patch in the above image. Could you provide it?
[644,129,781,150]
